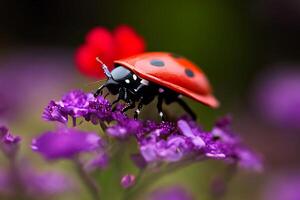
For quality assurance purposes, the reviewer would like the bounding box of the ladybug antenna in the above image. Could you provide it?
[96,57,112,78]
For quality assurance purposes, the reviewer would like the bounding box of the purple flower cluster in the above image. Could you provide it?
[43,90,113,125]
[0,126,73,198]
[40,90,262,171]
[43,90,143,139]
[138,117,262,171]
[0,166,73,197]
[139,119,219,163]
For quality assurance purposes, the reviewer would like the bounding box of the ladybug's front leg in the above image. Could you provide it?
[94,84,107,97]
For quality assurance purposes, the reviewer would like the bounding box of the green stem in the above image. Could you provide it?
[123,158,199,200]
[210,163,237,200]
[72,117,77,127]
[74,158,101,200]
[9,154,28,200]
[100,121,112,147]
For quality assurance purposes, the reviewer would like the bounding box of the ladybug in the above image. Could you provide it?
[94,52,219,120]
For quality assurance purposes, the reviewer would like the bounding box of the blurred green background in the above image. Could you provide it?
[0,0,299,199]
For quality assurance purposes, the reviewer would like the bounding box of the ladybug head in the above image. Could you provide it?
[105,78,120,95]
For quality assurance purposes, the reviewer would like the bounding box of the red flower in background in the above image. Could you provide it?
[75,25,146,78]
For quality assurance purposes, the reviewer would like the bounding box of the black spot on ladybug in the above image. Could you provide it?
[185,69,194,77]
[170,53,182,58]
[150,59,165,67]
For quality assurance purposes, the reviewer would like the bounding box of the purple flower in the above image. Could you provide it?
[24,169,73,196]
[32,128,102,160]
[42,101,68,123]
[252,67,300,130]
[0,125,73,198]
[0,126,21,157]
[149,186,194,200]
[120,174,136,189]
[43,90,113,124]
[263,173,300,200]
[139,122,202,163]
[0,166,73,197]
[138,117,262,171]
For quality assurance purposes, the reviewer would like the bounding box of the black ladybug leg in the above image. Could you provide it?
[157,95,166,121]
[104,92,110,98]
[111,97,121,106]
[134,100,144,119]
[122,87,136,112]
[112,88,126,111]
[112,88,124,106]
[94,84,107,97]
[122,100,136,113]
[176,98,197,120]
[134,83,146,94]
[123,88,128,101]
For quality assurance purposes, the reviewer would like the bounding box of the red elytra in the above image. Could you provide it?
[114,52,219,108]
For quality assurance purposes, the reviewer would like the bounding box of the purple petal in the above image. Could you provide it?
[32,128,102,160]
[178,120,205,149]
[140,143,159,162]
[107,119,141,139]
[177,120,194,138]
[236,148,263,172]
[163,136,189,161]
